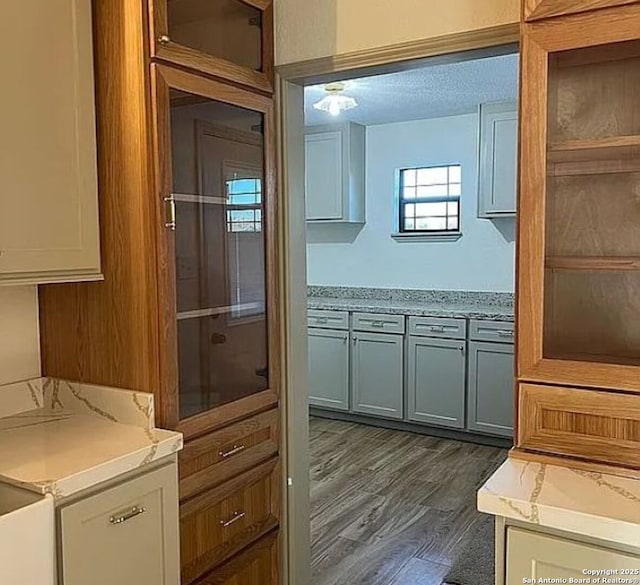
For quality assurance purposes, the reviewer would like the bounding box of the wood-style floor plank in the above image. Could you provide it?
[310,416,507,585]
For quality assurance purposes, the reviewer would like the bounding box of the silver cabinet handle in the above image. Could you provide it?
[371,321,384,328]
[430,325,445,332]
[164,195,176,231]
[343,335,348,344]
[315,317,329,324]
[220,511,246,528]
[497,330,514,337]
[158,34,171,45]
[219,444,246,459]
[109,506,146,525]
[353,336,358,344]
[459,345,465,353]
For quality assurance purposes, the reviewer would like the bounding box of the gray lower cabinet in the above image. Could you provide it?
[352,331,404,419]
[407,337,466,429]
[308,327,350,411]
[467,341,514,437]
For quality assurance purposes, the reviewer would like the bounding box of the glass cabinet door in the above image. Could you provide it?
[519,12,640,390]
[155,67,275,422]
[151,0,273,93]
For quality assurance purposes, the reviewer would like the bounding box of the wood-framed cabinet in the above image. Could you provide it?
[149,0,274,93]
[516,2,640,474]
[39,0,281,582]
[523,0,638,21]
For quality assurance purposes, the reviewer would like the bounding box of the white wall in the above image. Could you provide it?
[306,114,516,292]
[0,287,41,385]
[275,0,519,64]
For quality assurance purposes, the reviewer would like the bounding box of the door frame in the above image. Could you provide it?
[275,23,520,585]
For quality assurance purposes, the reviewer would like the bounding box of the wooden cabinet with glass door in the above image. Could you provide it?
[149,0,274,92]
[523,0,639,21]
[39,0,281,582]
[516,4,640,474]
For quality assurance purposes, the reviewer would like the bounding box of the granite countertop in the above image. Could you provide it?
[478,458,640,548]
[307,286,514,322]
[0,378,183,498]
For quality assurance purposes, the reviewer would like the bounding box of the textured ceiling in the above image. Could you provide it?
[304,54,519,127]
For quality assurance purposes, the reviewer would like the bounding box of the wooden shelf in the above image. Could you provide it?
[546,256,640,271]
[548,135,640,163]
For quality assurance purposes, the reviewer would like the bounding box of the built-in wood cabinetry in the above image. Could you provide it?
[39,0,280,581]
[1,0,101,286]
[523,0,638,21]
[516,2,640,475]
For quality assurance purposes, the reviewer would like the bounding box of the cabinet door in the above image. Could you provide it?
[152,65,278,434]
[518,8,640,393]
[524,0,637,21]
[478,102,518,217]
[149,0,274,93]
[59,463,180,585]
[506,527,640,583]
[0,0,100,285]
[352,332,404,419]
[407,337,466,429]
[308,328,349,411]
[305,132,343,220]
[467,341,514,437]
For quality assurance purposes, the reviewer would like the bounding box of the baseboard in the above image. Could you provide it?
[309,407,513,449]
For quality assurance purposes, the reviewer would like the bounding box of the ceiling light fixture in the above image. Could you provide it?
[313,82,358,117]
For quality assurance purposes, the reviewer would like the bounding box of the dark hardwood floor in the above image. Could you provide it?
[309,416,507,585]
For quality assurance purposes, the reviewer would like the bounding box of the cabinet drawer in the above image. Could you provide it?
[353,312,405,334]
[180,458,280,585]
[307,309,349,330]
[59,462,180,585]
[408,316,466,339]
[179,409,279,501]
[194,531,279,585]
[469,319,514,343]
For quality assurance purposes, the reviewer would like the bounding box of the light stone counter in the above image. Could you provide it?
[478,458,640,548]
[0,378,182,498]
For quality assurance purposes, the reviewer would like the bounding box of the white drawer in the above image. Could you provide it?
[469,319,514,343]
[352,312,405,334]
[408,316,467,339]
[307,310,349,330]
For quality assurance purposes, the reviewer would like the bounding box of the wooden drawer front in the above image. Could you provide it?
[353,312,405,334]
[180,409,278,501]
[408,316,466,339]
[194,531,279,585]
[180,458,280,585]
[469,319,514,343]
[307,309,349,330]
[60,463,180,585]
[518,383,640,467]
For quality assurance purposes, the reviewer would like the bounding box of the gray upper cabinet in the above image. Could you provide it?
[308,327,350,411]
[352,331,403,419]
[467,340,514,437]
[478,101,518,218]
[407,337,466,429]
[305,123,365,223]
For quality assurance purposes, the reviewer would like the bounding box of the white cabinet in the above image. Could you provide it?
[507,527,640,583]
[308,328,350,411]
[352,331,404,419]
[59,462,180,585]
[478,102,518,218]
[0,0,101,285]
[305,123,365,223]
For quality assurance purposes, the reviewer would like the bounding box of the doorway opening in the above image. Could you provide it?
[278,35,519,585]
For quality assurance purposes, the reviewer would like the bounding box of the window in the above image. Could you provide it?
[226,177,263,233]
[398,165,461,234]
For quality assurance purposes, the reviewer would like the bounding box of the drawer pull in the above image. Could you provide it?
[497,330,514,337]
[314,317,329,324]
[370,321,385,328]
[109,506,146,525]
[220,511,246,528]
[219,444,246,459]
